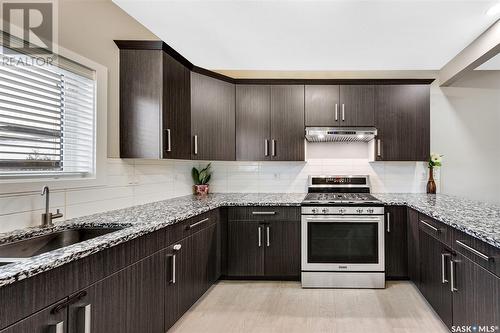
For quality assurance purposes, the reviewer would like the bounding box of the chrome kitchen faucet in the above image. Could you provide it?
[41,186,63,227]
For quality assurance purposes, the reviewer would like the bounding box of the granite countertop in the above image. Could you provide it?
[0,192,499,288]
[0,193,305,287]
[373,193,500,249]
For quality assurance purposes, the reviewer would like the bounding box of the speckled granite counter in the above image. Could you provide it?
[373,193,500,249]
[0,193,305,287]
[1,192,499,288]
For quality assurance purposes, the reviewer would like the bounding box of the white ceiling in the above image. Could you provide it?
[113,0,500,71]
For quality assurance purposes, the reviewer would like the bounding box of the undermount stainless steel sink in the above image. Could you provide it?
[0,227,125,266]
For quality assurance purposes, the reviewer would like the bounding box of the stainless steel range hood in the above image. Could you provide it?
[305,127,377,143]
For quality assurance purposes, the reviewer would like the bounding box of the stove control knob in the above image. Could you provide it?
[311,208,318,214]
[322,208,329,214]
[367,208,374,214]
[339,208,346,214]
[356,208,364,214]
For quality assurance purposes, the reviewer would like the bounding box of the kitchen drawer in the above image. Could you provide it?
[453,229,500,278]
[228,206,300,221]
[167,209,218,244]
[418,213,453,247]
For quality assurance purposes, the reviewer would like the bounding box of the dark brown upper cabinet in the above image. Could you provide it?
[117,46,191,159]
[191,72,236,161]
[270,85,305,161]
[236,85,271,161]
[305,85,374,127]
[305,85,340,126]
[236,85,305,161]
[339,85,375,126]
[374,85,430,161]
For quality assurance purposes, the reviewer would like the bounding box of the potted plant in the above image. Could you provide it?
[427,153,443,194]
[192,163,212,195]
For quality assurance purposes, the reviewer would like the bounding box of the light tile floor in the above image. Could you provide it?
[168,281,449,333]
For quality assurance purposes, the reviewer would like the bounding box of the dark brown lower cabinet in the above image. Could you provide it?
[227,220,265,277]
[264,220,301,278]
[407,208,420,288]
[67,250,166,333]
[385,206,408,279]
[227,216,300,279]
[419,230,453,329]
[165,221,220,331]
[452,253,500,328]
[0,299,67,333]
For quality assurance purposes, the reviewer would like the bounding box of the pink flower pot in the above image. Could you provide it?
[194,184,209,196]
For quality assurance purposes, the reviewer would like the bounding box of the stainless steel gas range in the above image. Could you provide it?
[301,175,385,289]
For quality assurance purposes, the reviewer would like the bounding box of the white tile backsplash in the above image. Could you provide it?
[0,142,436,233]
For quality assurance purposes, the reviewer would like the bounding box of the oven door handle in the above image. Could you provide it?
[304,217,382,223]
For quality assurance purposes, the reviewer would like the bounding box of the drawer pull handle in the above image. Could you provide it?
[386,212,391,233]
[456,240,491,261]
[258,226,262,247]
[420,220,440,233]
[187,218,209,230]
[252,211,276,215]
[266,226,270,247]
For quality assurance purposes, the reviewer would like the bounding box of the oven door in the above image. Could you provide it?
[301,214,384,272]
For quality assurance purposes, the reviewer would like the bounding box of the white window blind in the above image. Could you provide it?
[0,49,96,178]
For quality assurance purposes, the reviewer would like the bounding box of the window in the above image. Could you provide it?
[0,47,96,178]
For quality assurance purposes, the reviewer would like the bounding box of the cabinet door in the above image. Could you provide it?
[119,49,162,158]
[0,300,67,333]
[419,230,453,328]
[227,220,264,277]
[191,72,235,160]
[236,85,271,161]
[407,208,421,288]
[67,250,166,333]
[339,85,374,127]
[270,85,305,161]
[163,53,191,159]
[453,253,500,328]
[385,206,408,279]
[263,220,301,279]
[305,85,339,126]
[375,85,430,161]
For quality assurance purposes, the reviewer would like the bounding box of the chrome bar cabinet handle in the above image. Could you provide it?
[264,139,269,157]
[193,135,198,155]
[166,129,171,152]
[335,104,338,121]
[271,140,276,157]
[386,212,391,233]
[456,240,491,261]
[441,253,451,283]
[420,220,439,233]
[252,211,276,215]
[77,304,91,333]
[187,218,209,230]
[49,321,64,333]
[377,139,381,157]
[342,104,345,121]
[170,244,181,284]
[450,260,458,292]
[266,226,270,247]
[258,226,262,247]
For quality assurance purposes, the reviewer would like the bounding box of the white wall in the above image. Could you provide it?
[430,70,500,204]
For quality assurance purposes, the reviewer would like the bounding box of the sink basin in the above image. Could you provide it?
[0,227,125,266]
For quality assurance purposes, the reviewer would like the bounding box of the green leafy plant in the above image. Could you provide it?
[192,163,212,185]
[429,153,443,168]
